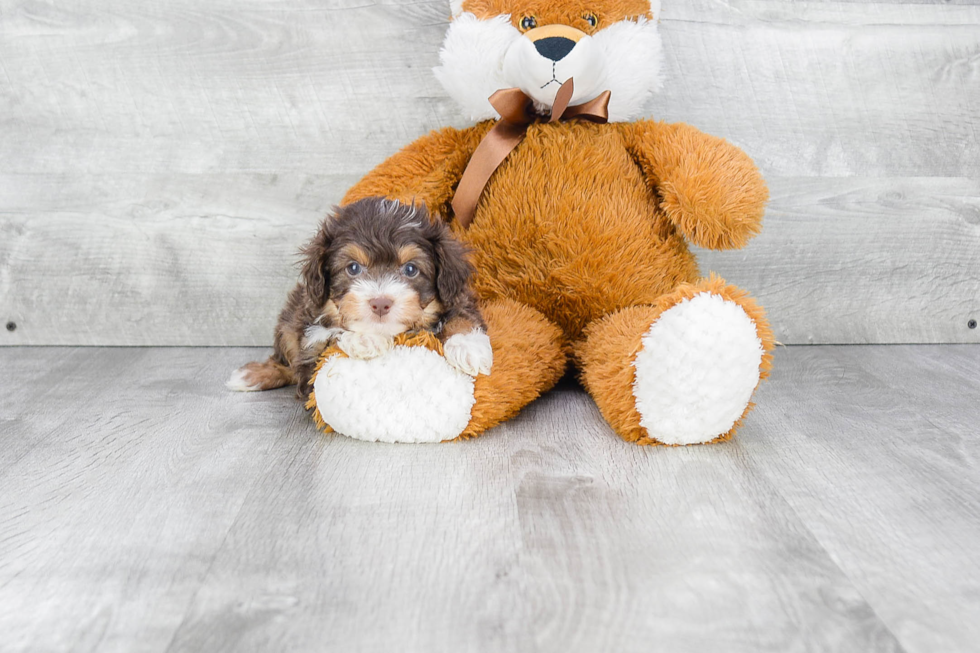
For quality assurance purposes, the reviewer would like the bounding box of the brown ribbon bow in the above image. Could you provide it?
[451,78,611,229]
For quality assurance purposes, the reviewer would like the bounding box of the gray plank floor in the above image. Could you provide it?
[1,345,978,652]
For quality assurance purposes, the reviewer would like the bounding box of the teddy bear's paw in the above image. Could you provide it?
[444,330,493,377]
[313,345,476,443]
[632,292,764,445]
[336,331,393,360]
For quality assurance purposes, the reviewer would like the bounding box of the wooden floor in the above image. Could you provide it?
[1,345,978,652]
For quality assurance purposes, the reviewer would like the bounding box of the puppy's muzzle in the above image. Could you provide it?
[369,297,393,317]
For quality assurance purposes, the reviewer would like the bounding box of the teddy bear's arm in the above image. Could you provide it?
[342,122,494,219]
[621,120,769,250]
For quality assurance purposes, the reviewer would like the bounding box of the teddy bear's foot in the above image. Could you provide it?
[313,342,477,443]
[310,299,567,443]
[578,276,774,445]
[632,290,766,444]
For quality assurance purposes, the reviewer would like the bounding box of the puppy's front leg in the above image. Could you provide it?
[295,361,318,399]
[336,331,394,360]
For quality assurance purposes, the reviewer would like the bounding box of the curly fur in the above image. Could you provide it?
[328,0,773,445]
[230,198,484,398]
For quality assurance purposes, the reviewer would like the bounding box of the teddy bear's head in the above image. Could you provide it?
[435,0,663,123]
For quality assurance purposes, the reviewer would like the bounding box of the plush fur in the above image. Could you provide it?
[310,332,478,443]
[435,0,662,121]
[306,305,566,441]
[322,0,774,444]
[576,275,774,445]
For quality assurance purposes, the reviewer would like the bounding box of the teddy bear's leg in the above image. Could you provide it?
[312,297,566,443]
[457,298,568,439]
[576,276,774,445]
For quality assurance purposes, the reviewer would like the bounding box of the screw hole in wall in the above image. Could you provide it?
[970,319,978,330]
[5,322,15,332]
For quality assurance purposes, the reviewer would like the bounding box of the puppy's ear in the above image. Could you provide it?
[300,211,338,306]
[431,222,475,306]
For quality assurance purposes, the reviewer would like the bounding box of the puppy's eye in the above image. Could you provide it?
[346,262,362,276]
[401,263,419,278]
[583,13,598,28]
[520,15,537,31]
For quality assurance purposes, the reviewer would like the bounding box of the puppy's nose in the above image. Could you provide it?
[534,36,576,62]
[369,297,393,317]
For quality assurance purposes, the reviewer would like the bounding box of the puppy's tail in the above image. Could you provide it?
[226,358,296,392]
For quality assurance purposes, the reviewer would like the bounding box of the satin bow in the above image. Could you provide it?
[451,78,611,228]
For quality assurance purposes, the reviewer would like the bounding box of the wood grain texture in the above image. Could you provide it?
[0,348,312,652]
[744,344,980,651]
[165,380,899,653]
[1,0,979,345]
[700,177,980,344]
[0,173,345,346]
[3,344,979,651]
[655,0,980,177]
[3,175,976,345]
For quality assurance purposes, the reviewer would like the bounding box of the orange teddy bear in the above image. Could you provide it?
[309,0,774,445]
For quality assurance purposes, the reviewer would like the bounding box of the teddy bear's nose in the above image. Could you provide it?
[534,36,576,62]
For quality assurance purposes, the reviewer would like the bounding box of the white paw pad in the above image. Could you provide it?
[313,345,477,443]
[632,293,764,445]
[444,330,493,377]
[336,331,393,359]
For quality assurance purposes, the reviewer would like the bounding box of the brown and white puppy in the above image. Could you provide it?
[228,198,491,398]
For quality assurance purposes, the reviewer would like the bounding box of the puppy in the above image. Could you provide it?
[228,198,492,398]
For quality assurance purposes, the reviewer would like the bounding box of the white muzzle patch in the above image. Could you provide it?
[502,34,606,110]
[434,12,663,123]
[345,276,417,337]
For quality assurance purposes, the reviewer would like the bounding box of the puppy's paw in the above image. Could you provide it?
[337,331,394,360]
[226,365,262,392]
[226,361,292,392]
[302,325,345,350]
[444,330,493,377]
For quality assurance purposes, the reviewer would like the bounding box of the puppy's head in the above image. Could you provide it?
[301,198,473,337]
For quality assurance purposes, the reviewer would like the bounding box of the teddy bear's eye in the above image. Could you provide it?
[520,15,537,31]
[583,13,598,28]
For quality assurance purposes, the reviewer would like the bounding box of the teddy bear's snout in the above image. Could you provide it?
[534,36,576,62]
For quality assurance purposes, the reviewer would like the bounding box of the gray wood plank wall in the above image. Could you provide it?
[1,0,978,346]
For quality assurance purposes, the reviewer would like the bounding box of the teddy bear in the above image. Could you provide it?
[308,0,774,445]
